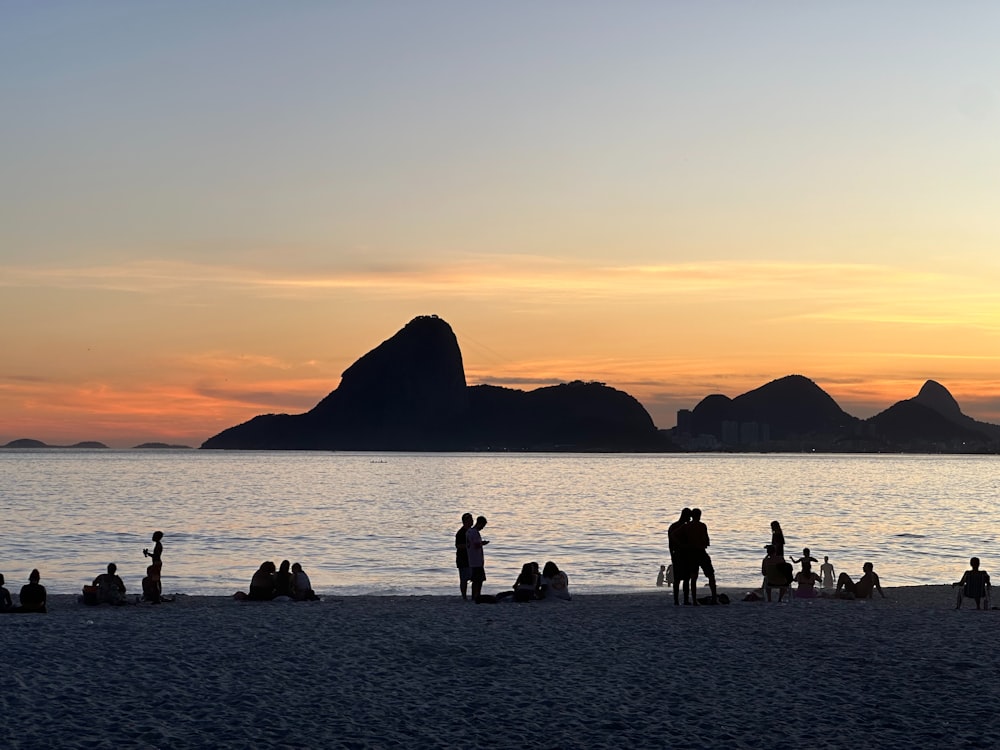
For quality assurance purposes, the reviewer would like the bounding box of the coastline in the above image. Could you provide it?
[4,585,996,749]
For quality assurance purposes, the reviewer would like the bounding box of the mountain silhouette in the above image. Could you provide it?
[202,315,669,451]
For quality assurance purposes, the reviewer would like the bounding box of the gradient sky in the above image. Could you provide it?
[3,2,999,447]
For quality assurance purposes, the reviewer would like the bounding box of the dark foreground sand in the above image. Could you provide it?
[2,586,997,749]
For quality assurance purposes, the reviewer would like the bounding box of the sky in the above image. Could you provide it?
[2,2,1000,448]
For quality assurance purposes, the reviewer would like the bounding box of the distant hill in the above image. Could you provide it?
[132,443,194,450]
[680,376,1000,453]
[2,439,109,449]
[203,315,672,452]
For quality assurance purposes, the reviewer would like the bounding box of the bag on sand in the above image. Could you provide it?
[82,585,98,606]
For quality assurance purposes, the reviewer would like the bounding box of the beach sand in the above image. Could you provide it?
[2,586,997,749]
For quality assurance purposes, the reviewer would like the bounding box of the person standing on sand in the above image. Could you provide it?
[455,513,474,600]
[820,556,835,590]
[466,515,489,603]
[667,507,693,605]
[144,531,164,567]
[687,508,718,605]
[770,521,785,557]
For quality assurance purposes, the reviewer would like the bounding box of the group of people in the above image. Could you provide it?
[666,507,720,605]
[0,569,47,613]
[237,559,319,601]
[82,531,167,606]
[454,512,571,603]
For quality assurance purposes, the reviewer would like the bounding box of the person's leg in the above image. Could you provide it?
[836,572,855,594]
[671,555,680,605]
[702,554,718,604]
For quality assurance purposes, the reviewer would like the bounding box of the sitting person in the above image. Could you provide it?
[248,561,277,601]
[540,561,571,601]
[836,562,886,599]
[93,563,128,605]
[16,569,47,613]
[762,545,794,602]
[141,564,162,604]
[513,562,541,602]
[274,560,294,598]
[955,557,991,610]
[0,573,12,612]
[790,547,818,575]
[291,562,319,601]
[794,569,821,598]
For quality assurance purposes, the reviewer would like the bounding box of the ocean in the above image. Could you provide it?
[2,450,997,597]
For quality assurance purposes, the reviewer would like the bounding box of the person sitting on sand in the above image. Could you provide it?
[0,573,12,612]
[762,545,793,602]
[820,556,835,590]
[836,562,885,599]
[274,560,294,598]
[16,569,47,613]
[794,569,821,598]
[656,565,666,587]
[142,564,162,604]
[93,563,128,605]
[513,562,541,602]
[540,561,571,601]
[954,557,990,610]
[291,562,319,601]
[248,561,277,601]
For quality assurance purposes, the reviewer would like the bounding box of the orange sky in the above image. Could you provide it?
[3,5,999,447]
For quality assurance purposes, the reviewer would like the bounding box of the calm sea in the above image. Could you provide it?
[2,450,997,597]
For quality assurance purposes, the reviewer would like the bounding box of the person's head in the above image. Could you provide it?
[691,508,702,521]
[970,557,981,569]
[862,562,874,573]
[0,573,4,586]
[292,562,303,573]
[475,515,488,529]
[520,562,534,577]
[543,561,559,578]
[279,560,290,573]
[152,530,163,542]
[107,563,117,574]
[803,548,810,555]
[680,507,692,521]
[824,556,829,563]
[659,565,665,572]
[771,521,782,532]
[461,512,473,527]
[146,565,159,577]
[29,569,40,582]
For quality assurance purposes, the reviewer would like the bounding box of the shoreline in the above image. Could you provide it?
[5,585,997,749]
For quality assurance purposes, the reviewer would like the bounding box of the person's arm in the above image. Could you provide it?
[873,572,885,598]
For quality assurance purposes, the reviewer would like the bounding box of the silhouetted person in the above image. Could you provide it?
[790,547,817,575]
[467,515,489,603]
[0,574,12,612]
[836,562,885,599]
[142,564,162,604]
[770,521,785,557]
[688,508,718,605]
[955,557,990,610]
[762,545,792,602]
[656,565,666,587]
[143,530,164,565]
[820,556,836,590]
[292,562,319,601]
[540,561,571,601]
[667,508,693,605]
[273,559,294,598]
[456,512,474,600]
[93,563,127,605]
[17,569,47,613]
[249,561,277,600]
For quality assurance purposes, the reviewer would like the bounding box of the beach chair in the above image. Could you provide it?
[955,570,991,610]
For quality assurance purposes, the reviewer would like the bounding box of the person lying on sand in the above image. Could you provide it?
[836,562,885,599]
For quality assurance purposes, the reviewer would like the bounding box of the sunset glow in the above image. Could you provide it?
[3,4,999,446]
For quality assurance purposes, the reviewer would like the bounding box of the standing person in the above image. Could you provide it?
[466,515,489,603]
[16,569,47,613]
[144,531,164,566]
[688,508,718,605]
[455,512,474,600]
[770,521,785,557]
[820,556,836,590]
[667,508,693,605]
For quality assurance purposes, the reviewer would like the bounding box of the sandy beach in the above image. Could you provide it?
[2,585,997,749]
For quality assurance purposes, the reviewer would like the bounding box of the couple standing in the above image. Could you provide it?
[667,507,719,605]
[455,513,489,602]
